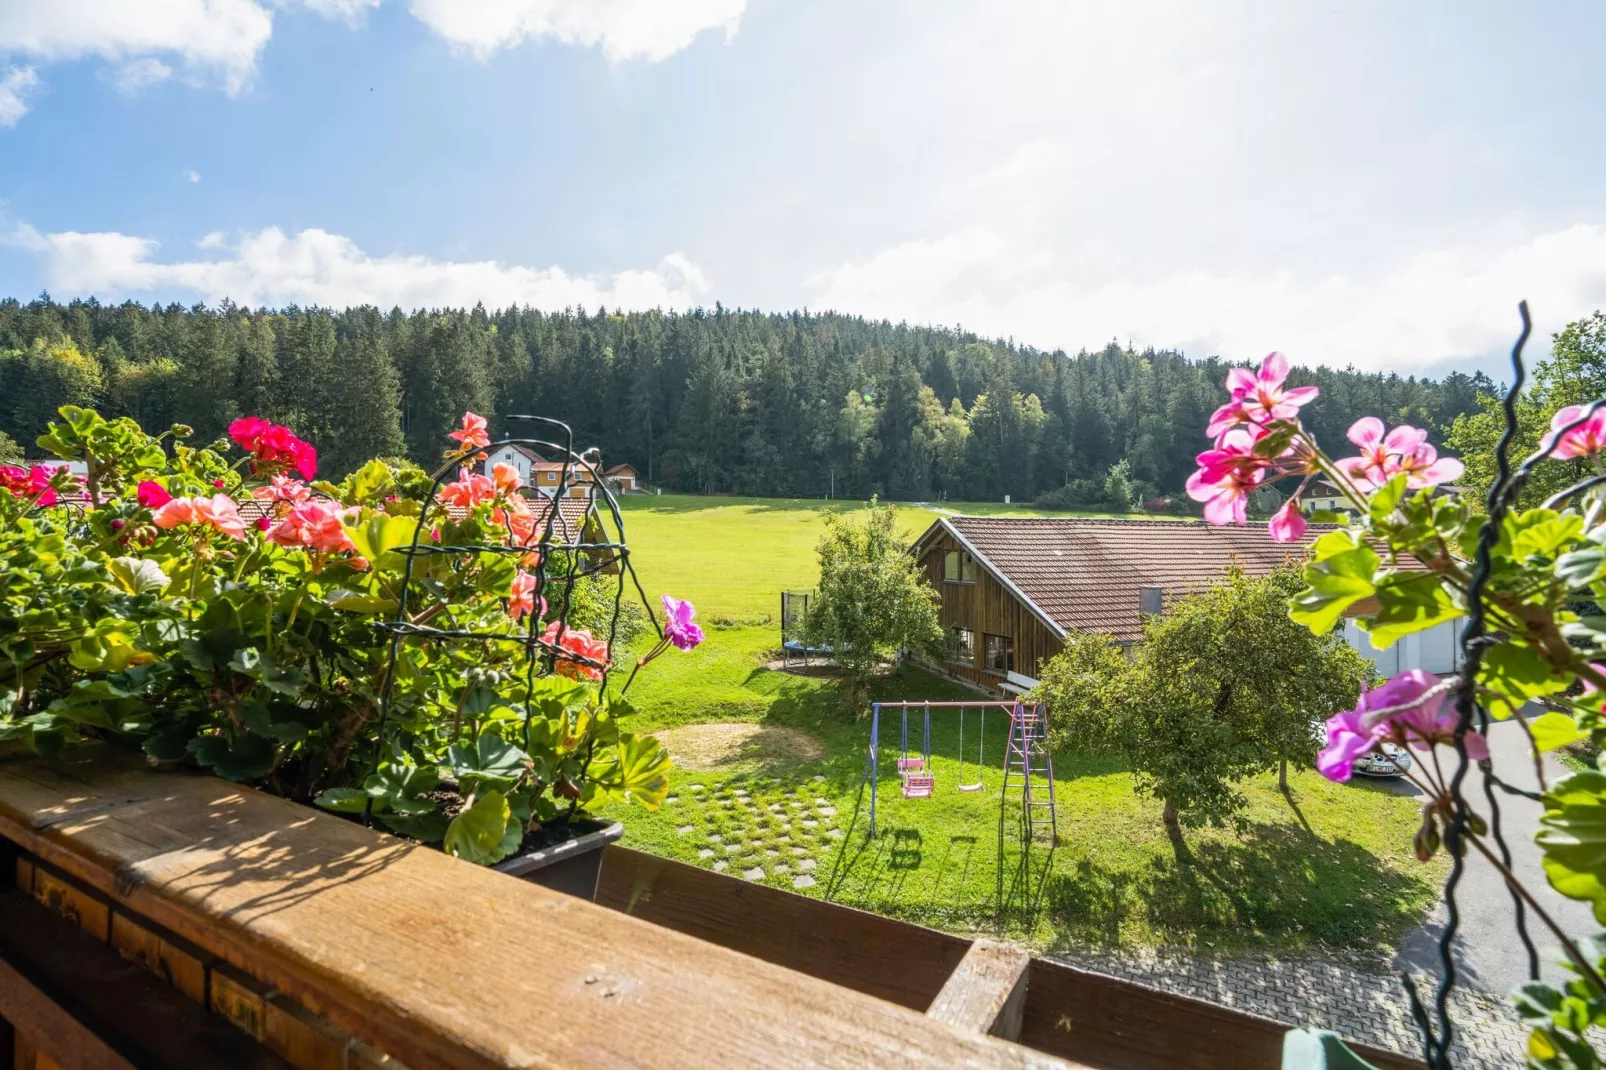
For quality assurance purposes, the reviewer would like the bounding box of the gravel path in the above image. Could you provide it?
[1046,945,1527,1068]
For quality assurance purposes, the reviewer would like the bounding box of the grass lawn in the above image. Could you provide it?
[598,493,1445,956]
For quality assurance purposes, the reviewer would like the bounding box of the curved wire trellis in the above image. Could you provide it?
[1408,303,1606,1067]
[363,415,661,826]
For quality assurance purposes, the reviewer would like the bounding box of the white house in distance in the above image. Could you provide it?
[1306,477,1470,516]
[482,444,596,500]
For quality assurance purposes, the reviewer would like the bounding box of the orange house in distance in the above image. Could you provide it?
[483,444,596,499]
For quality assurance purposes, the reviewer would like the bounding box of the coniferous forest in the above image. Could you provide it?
[0,296,1494,506]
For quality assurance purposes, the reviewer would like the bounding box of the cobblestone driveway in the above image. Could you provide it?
[1046,946,1528,1068]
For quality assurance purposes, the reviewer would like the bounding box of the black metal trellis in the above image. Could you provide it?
[362,415,661,826]
[1409,303,1606,1067]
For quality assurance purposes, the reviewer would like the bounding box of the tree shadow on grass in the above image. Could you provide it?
[1040,820,1438,955]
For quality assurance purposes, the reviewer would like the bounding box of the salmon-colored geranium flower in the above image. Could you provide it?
[508,571,547,623]
[266,500,355,553]
[541,621,610,681]
[448,412,491,452]
[441,467,496,509]
[491,461,523,495]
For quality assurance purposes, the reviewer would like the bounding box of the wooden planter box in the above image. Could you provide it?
[0,748,1421,1069]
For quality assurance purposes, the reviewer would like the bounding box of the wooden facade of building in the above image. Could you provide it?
[915,526,1065,690]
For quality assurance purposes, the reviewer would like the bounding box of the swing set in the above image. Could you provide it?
[863,699,1057,840]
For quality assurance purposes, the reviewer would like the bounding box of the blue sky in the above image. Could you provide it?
[3,1,1606,379]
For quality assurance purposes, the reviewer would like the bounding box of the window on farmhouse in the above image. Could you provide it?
[943,550,978,583]
[983,633,1013,674]
[950,627,974,663]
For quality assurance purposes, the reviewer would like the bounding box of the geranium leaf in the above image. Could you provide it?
[314,787,371,813]
[1531,711,1587,754]
[107,556,169,595]
[1538,772,1606,925]
[442,789,514,865]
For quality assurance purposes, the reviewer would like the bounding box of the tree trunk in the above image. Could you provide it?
[1162,797,1189,863]
[1279,755,1289,792]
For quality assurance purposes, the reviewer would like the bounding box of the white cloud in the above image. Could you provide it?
[0,65,36,126]
[187,170,202,183]
[407,0,746,62]
[0,0,274,94]
[807,224,1606,374]
[8,223,709,311]
[109,57,174,94]
[279,0,381,26]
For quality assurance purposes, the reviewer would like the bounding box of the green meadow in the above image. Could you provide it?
[595,493,1443,955]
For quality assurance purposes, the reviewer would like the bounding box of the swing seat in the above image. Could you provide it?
[956,781,985,793]
[901,773,934,798]
[896,757,925,772]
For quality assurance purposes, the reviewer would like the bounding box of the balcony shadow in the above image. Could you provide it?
[111,792,421,925]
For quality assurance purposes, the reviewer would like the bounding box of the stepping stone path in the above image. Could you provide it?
[713,861,728,872]
[802,819,818,828]
[812,775,825,782]
[797,858,816,872]
[707,833,722,842]
[725,844,742,854]
[793,875,816,889]
[665,796,678,804]
[826,828,844,839]
[743,867,765,881]
[792,846,809,856]
[698,849,715,859]
[677,825,694,835]
[689,784,704,791]
[765,849,779,858]
[774,863,789,873]
[817,807,836,817]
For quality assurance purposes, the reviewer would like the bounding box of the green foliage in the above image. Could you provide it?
[1040,570,1371,850]
[0,297,1487,496]
[803,497,943,690]
[1514,935,1606,1069]
[1447,312,1606,507]
[0,404,673,869]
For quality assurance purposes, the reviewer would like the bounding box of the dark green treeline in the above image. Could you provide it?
[0,296,1492,502]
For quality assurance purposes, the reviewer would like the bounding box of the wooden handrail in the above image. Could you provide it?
[0,747,1082,1070]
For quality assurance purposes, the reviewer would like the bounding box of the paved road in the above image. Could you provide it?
[1387,716,1596,996]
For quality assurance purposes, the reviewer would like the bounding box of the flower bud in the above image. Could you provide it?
[1414,805,1440,863]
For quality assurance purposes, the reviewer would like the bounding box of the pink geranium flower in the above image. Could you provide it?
[252,474,312,505]
[228,416,271,451]
[541,621,610,681]
[229,415,317,479]
[661,594,705,651]
[1268,498,1307,543]
[1317,707,1384,782]
[151,494,245,541]
[266,500,355,553]
[1317,669,1487,783]
[448,412,491,452]
[194,494,247,540]
[1336,418,1462,490]
[1186,429,1266,525]
[1207,352,1319,435]
[0,465,63,506]
[151,497,200,529]
[441,467,497,509]
[1544,405,1606,460]
[508,571,547,623]
[137,481,173,509]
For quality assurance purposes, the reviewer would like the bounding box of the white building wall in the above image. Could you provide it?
[1342,618,1463,677]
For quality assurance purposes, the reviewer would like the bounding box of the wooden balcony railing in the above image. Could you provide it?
[0,747,1420,1069]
